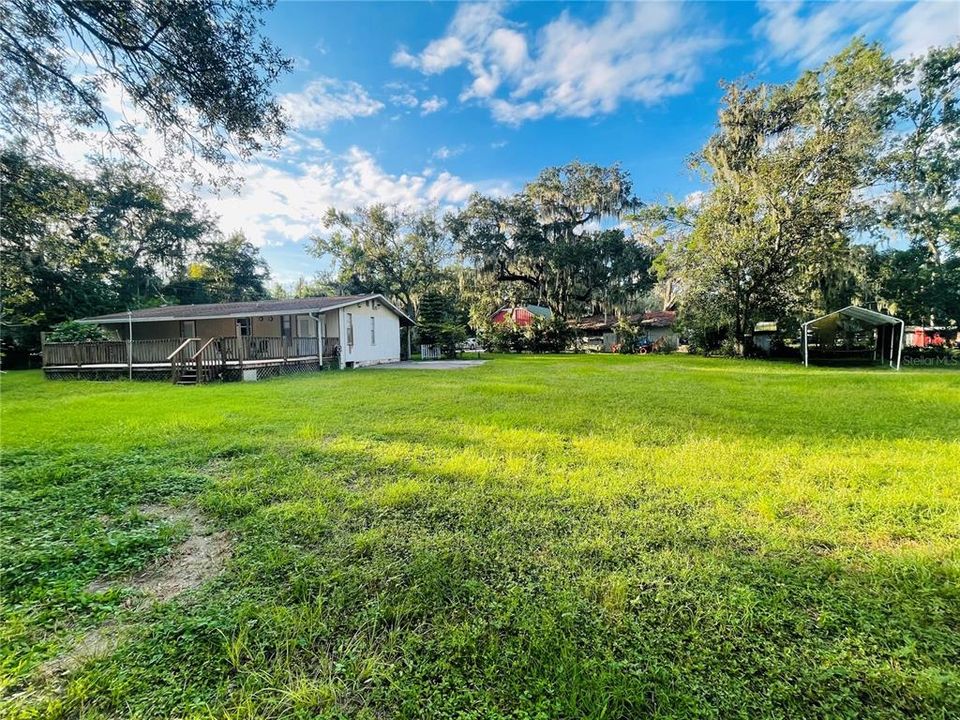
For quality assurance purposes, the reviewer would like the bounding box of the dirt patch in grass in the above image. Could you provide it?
[88,505,231,603]
[39,505,230,679]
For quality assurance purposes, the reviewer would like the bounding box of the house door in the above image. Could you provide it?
[180,320,196,338]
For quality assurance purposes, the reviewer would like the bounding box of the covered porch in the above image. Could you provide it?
[41,332,328,383]
[42,294,412,382]
[43,300,348,382]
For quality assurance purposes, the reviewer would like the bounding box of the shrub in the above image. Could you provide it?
[479,320,525,353]
[46,320,111,342]
[525,316,572,353]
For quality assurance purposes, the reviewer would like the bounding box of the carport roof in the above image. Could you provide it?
[804,306,901,331]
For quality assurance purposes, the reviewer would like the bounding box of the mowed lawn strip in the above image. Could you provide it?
[1,355,958,719]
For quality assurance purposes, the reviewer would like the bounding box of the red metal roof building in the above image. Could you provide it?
[490,305,553,327]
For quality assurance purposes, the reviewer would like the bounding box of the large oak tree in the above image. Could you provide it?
[449,162,652,318]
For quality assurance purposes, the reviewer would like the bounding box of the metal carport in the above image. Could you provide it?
[801,306,904,370]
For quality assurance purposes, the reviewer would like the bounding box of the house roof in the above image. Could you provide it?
[79,294,416,326]
[571,311,676,332]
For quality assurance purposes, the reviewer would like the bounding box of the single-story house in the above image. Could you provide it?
[571,311,678,352]
[490,305,553,327]
[42,294,414,382]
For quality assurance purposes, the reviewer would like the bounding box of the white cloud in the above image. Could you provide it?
[754,1,959,67]
[391,46,419,68]
[387,84,449,115]
[280,77,383,130]
[420,96,448,115]
[392,2,723,124]
[204,144,481,249]
[432,144,466,160]
[890,1,960,58]
[390,91,420,108]
[683,190,706,210]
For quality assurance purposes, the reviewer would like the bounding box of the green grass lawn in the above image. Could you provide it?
[1,355,958,719]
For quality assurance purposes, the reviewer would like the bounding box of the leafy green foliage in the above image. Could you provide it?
[313,205,452,316]
[0,0,289,180]
[451,162,653,318]
[168,231,270,304]
[524,315,573,353]
[0,149,269,360]
[678,41,895,353]
[46,321,111,343]
[637,40,959,350]
[417,289,467,358]
[1,358,958,718]
[877,44,960,266]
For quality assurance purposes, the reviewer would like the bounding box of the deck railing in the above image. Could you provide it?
[42,336,321,370]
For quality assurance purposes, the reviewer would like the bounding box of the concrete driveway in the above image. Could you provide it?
[371,360,487,370]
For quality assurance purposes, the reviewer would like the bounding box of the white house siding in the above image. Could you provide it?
[339,299,401,367]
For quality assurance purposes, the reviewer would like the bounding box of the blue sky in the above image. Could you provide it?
[200,1,959,285]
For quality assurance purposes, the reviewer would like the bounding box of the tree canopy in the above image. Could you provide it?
[0,0,289,179]
[637,39,959,353]
[450,161,652,318]
[0,147,269,359]
[310,205,452,316]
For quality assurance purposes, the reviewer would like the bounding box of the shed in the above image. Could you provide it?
[801,306,904,370]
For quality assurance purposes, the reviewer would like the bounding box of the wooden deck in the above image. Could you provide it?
[42,336,333,383]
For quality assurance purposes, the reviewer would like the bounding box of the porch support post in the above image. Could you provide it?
[236,321,244,371]
[315,314,323,368]
[802,321,809,367]
[338,308,346,369]
[127,311,133,381]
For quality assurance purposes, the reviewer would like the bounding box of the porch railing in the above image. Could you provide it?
[42,336,322,376]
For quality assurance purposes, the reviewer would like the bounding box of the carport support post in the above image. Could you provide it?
[802,321,809,367]
[896,320,904,371]
[889,323,895,369]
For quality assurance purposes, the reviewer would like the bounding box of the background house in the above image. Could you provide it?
[572,311,678,352]
[491,305,553,327]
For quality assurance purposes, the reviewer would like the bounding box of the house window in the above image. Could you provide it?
[370,316,376,345]
[237,318,251,337]
[281,315,292,342]
[346,313,354,346]
[297,315,312,337]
